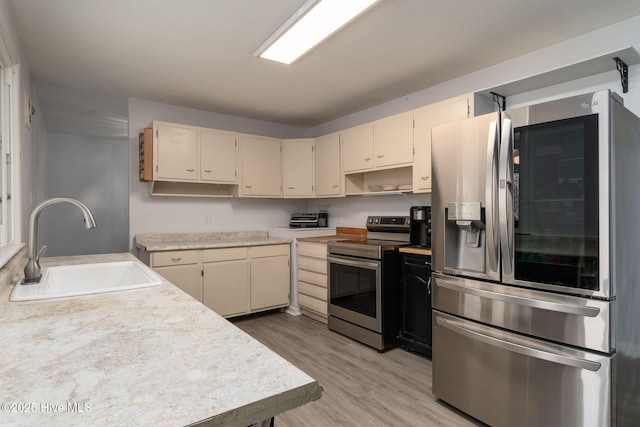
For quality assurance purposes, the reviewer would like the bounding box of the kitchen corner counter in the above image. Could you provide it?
[135,231,290,252]
[0,253,322,427]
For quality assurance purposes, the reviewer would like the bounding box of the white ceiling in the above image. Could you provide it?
[10,0,640,129]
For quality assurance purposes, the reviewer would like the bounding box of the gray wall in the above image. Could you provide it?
[40,132,129,256]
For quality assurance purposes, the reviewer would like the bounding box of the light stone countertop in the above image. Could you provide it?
[0,253,322,427]
[135,231,291,252]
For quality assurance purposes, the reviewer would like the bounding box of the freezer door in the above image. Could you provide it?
[433,311,612,427]
[431,112,500,281]
[432,272,612,353]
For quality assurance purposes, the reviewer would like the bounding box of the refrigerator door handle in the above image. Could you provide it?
[436,277,601,317]
[436,316,602,372]
[499,117,514,275]
[485,120,500,273]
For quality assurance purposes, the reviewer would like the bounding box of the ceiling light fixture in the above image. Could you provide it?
[254,0,380,65]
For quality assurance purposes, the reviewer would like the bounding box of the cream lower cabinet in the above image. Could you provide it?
[147,244,289,318]
[202,247,249,317]
[297,241,329,323]
[150,250,201,300]
[249,245,290,311]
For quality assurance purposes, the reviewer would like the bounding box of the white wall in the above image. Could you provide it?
[310,14,640,136]
[131,13,640,238]
[128,98,309,250]
[40,132,129,256]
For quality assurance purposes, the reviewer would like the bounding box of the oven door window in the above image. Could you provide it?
[514,114,599,291]
[329,260,379,318]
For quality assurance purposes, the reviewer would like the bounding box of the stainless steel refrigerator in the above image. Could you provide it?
[430,89,640,427]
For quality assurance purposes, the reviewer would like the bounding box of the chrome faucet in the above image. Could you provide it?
[22,197,97,284]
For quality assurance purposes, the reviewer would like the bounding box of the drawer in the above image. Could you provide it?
[203,247,247,263]
[299,281,327,300]
[249,244,290,258]
[298,269,326,287]
[298,242,327,259]
[299,293,328,315]
[152,250,199,267]
[298,256,326,274]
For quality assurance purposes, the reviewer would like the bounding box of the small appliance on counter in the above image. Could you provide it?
[289,212,328,228]
[409,206,431,248]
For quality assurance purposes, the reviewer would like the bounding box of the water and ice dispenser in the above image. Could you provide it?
[444,201,486,274]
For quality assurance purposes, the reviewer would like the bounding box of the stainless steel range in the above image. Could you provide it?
[327,216,410,351]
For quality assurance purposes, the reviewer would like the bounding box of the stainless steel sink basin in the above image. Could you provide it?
[11,261,163,301]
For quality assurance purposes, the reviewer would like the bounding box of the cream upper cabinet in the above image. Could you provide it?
[373,112,414,168]
[240,135,283,197]
[413,97,470,193]
[283,139,314,198]
[155,123,199,181]
[200,129,238,183]
[341,124,374,173]
[314,133,342,197]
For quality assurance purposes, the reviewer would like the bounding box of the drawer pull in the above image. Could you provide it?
[245,185,252,189]
[171,257,182,262]
[288,186,295,190]
[203,169,212,173]
[377,154,384,158]
[364,157,371,161]
[421,176,429,180]
[186,168,195,172]
[332,184,339,188]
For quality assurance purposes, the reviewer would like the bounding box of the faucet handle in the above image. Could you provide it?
[36,245,48,261]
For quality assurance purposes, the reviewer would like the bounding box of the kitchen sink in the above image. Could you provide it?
[11,261,163,301]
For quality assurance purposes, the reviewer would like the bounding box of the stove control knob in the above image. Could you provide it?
[374,218,380,224]
[367,217,373,224]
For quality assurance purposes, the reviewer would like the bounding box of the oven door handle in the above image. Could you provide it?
[436,316,602,372]
[436,277,601,318]
[327,255,380,270]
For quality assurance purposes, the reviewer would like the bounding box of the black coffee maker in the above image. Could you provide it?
[410,206,431,247]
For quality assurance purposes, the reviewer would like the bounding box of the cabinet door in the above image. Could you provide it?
[203,259,249,317]
[373,112,414,168]
[156,124,199,181]
[341,125,373,173]
[154,264,201,301]
[240,135,283,197]
[413,98,469,193]
[283,139,314,197]
[200,129,237,183]
[250,255,290,311]
[314,133,342,197]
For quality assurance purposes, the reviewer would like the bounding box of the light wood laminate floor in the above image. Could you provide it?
[233,312,483,427]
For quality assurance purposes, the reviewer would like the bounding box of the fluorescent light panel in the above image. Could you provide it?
[255,0,379,65]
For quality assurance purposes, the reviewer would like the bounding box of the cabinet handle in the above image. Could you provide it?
[288,186,295,190]
[364,157,371,161]
[203,169,212,173]
[332,184,339,188]
[186,169,195,172]
[421,176,429,180]
[377,154,384,158]
[245,185,252,189]
[171,257,182,262]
